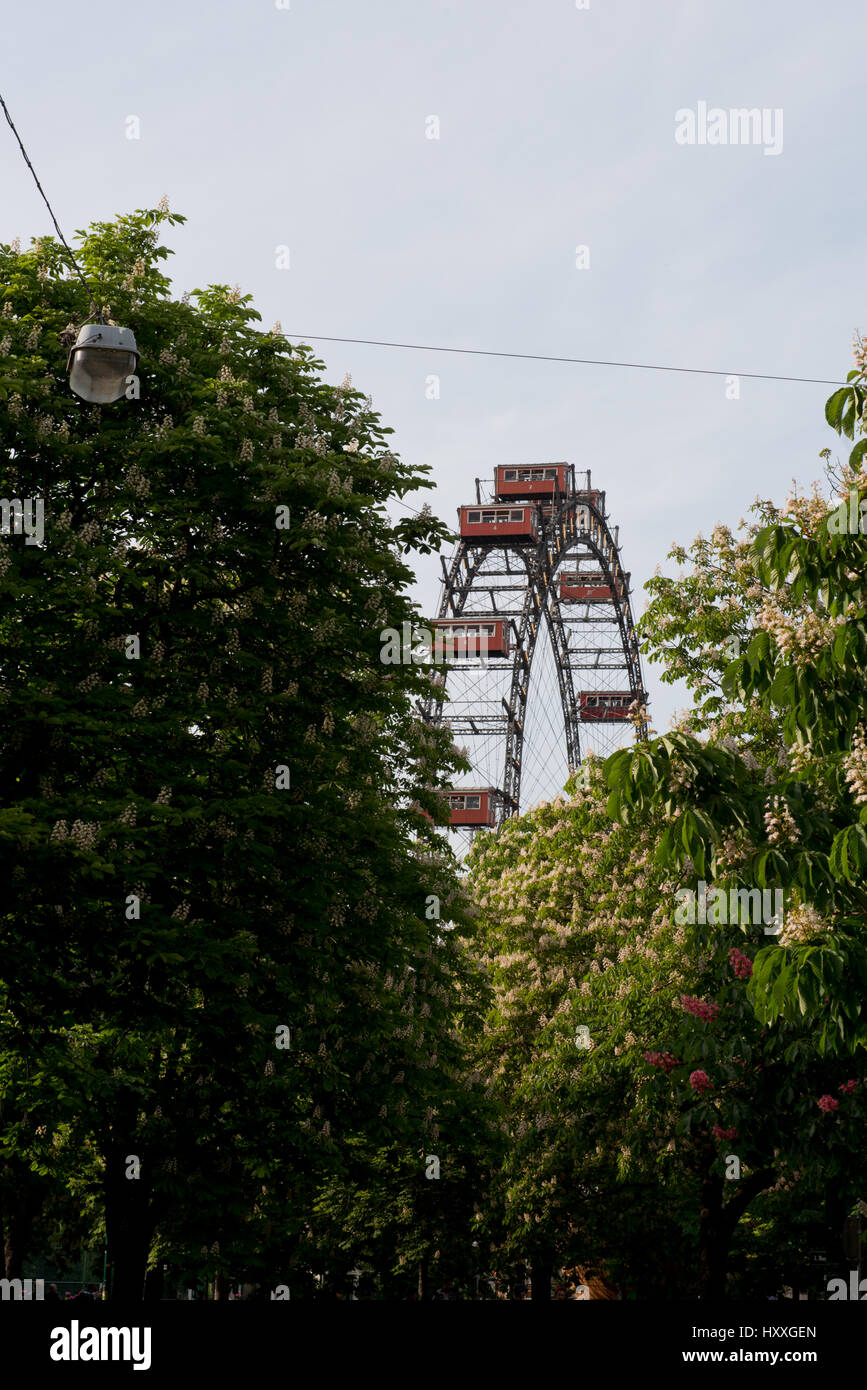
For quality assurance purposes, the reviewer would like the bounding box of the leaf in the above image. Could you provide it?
[848,439,867,471]
[826,387,850,433]
[829,824,867,883]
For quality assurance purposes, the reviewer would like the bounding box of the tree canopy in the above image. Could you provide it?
[3,204,865,1301]
[607,353,867,1054]
[0,204,484,1297]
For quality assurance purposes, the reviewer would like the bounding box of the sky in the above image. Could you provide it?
[2,0,862,797]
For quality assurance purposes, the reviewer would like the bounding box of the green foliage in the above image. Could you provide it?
[468,344,867,1292]
[0,205,484,1293]
[467,758,867,1296]
[607,346,867,1054]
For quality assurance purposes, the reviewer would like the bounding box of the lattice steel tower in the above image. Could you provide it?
[422,463,647,835]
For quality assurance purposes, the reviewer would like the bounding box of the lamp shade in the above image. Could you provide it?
[68,323,139,403]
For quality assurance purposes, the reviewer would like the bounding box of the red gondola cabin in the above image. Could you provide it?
[576,489,603,513]
[448,789,497,827]
[431,619,510,659]
[494,464,571,501]
[459,505,539,543]
[579,692,636,722]
[560,571,613,603]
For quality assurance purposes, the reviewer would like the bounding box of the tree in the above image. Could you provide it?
[467,337,867,1294]
[0,204,480,1297]
[607,340,867,1055]
[467,755,867,1300]
[466,764,701,1296]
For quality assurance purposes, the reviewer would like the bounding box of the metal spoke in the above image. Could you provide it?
[422,468,647,840]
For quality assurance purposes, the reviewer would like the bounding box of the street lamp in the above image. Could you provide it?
[67,322,139,403]
[0,93,140,406]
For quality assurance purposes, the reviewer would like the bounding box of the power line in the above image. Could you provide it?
[288,333,847,387]
[0,89,101,318]
[0,84,848,390]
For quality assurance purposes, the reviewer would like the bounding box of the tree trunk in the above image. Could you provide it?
[104,1138,151,1301]
[698,1170,727,1299]
[4,1212,30,1279]
[2,1163,43,1279]
[698,1159,775,1299]
[531,1257,552,1302]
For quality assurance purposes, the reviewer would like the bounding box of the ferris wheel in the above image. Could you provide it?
[422,464,647,836]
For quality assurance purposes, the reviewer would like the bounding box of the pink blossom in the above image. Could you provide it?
[838,1080,858,1096]
[712,1125,738,1141]
[681,994,720,1022]
[642,1050,679,1073]
[728,947,753,979]
[817,1094,840,1112]
[689,1069,713,1094]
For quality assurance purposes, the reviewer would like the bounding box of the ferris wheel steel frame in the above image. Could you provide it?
[423,468,647,829]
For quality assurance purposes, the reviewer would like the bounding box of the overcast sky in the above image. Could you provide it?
[2,0,862,763]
